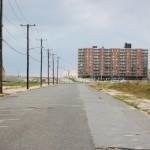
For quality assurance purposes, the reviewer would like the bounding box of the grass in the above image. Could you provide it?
[3,81,40,88]
[89,81,150,99]
[113,95,139,109]
[113,95,130,101]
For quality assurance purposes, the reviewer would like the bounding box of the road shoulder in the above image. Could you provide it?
[79,84,150,149]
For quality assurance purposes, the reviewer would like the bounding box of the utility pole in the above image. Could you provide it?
[0,0,3,93]
[56,56,60,84]
[68,70,70,78]
[52,53,56,85]
[20,24,35,90]
[47,49,50,85]
[37,38,46,87]
[47,49,52,85]
[40,39,43,87]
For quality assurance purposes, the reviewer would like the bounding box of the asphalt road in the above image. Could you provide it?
[0,84,150,150]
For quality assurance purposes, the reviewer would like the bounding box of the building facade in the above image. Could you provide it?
[78,47,148,80]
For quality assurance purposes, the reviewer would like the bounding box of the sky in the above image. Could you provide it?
[3,0,150,77]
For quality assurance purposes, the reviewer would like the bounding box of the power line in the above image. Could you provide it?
[7,0,42,42]
[3,13,28,43]
[29,55,40,63]
[4,40,40,62]
[13,0,28,22]
[3,13,16,25]
[7,0,42,44]
[29,46,41,51]
[6,0,31,44]
[3,40,26,56]
[3,26,18,42]
[12,0,36,47]
[7,0,23,22]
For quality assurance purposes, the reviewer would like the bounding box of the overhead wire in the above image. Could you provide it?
[3,26,19,42]
[29,55,40,63]
[3,40,26,56]
[7,0,23,22]
[3,13,16,26]
[13,0,42,39]
[5,0,49,74]
[3,40,41,64]
[13,0,29,23]
[7,0,38,48]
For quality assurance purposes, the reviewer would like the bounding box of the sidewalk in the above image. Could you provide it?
[79,85,150,149]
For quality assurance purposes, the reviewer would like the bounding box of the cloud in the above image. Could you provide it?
[3,0,150,75]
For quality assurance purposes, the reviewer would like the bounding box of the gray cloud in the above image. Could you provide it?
[3,0,150,76]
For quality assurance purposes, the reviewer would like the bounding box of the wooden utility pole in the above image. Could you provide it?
[52,53,55,85]
[37,38,46,87]
[21,24,35,89]
[0,0,3,93]
[47,49,50,85]
[56,56,60,84]
[40,39,43,87]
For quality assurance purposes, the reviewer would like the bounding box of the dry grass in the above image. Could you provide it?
[89,81,150,100]
[3,81,39,88]
[112,95,139,109]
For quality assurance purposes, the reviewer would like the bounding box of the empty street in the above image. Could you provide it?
[0,84,150,150]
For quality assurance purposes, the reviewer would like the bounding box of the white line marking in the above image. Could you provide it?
[124,134,134,137]
[23,109,33,111]
[0,126,8,128]
[135,147,143,149]
[0,114,16,116]
[48,104,82,108]
[0,107,11,109]
[5,118,20,121]
[0,110,10,112]
[0,119,19,122]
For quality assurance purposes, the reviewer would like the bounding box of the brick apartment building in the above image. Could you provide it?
[78,45,148,80]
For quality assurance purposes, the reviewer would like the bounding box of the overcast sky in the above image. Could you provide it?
[3,0,150,76]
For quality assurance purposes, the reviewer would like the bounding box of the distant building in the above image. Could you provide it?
[78,45,148,80]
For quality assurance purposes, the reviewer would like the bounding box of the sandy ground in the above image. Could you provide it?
[102,89,150,115]
[0,84,49,96]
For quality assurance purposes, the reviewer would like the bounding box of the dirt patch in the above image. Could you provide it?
[1,84,48,96]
